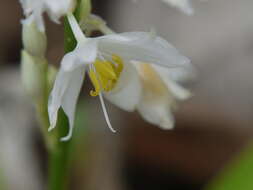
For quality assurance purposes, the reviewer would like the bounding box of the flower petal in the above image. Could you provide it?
[21,9,45,32]
[67,13,87,42]
[48,66,85,141]
[45,0,73,23]
[61,39,98,71]
[137,102,175,129]
[152,63,196,83]
[19,0,39,16]
[104,62,142,112]
[97,32,190,68]
[134,63,176,129]
[20,0,72,32]
[152,65,192,100]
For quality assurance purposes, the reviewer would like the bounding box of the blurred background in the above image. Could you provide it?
[1,0,253,189]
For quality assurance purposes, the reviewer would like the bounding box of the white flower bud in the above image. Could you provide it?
[22,22,47,58]
[21,50,47,101]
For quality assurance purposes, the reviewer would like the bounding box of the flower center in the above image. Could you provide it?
[88,55,124,96]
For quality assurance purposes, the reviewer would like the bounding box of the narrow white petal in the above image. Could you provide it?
[134,63,176,129]
[166,79,191,100]
[45,0,73,22]
[19,0,40,16]
[104,62,142,112]
[138,102,175,129]
[48,50,86,128]
[48,66,85,139]
[60,69,85,141]
[20,0,72,32]
[48,68,69,131]
[152,63,196,83]
[98,32,190,68]
[152,65,192,100]
[67,13,86,42]
[21,10,45,32]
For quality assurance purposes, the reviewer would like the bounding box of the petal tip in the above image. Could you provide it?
[159,119,175,130]
[60,127,73,141]
[60,134,72,142]
[110,128,117,133]
[60,137,70,142]
[48,125,55,132]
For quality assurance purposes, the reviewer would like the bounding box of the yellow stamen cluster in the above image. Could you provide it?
[88,55,124,96]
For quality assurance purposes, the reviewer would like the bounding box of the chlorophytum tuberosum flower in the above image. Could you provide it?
[19,0,74,31]
[48,13,192,141]
[161,0,194,15]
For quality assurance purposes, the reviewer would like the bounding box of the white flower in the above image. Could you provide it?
[161,0,194,15]
[48,13,191,141]
[134,62,191,129]
[19,0,74,31]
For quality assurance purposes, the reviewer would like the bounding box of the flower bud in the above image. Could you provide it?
[22,22,47,58]
[77,0,92,22]
[21,50,47,101]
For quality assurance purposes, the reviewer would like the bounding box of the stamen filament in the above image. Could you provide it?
[98,93,116,133]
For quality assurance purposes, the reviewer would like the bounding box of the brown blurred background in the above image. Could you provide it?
[0,0,253,190]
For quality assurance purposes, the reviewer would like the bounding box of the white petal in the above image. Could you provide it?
[166,79,191,100]
[152,63,196,83]
[104,62,142,112]
[61,39,98,71]
[60,68,85,141]
[67,13,87,42]
[162,0,194,15]
[134,63,176,129]
[20,0,46,32]
[48,66,85,141]
[152,65,192,100]
[137,102,175,129]
[45,0,73,23]
[21,7,45,32]
[20,0,72,32]
[97,32,190,68]
[19,0,39,16]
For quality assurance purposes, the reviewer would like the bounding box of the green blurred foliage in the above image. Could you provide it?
[206,143,253,190]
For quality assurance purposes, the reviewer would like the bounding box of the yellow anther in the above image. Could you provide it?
[94,60,117,80]
[97,74,110,91]
[88,55,124,97]
[88,69,101,96]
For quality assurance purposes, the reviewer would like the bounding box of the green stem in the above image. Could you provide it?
[35,59,57,151]
[48,109,72,190]
[47,14,79,190]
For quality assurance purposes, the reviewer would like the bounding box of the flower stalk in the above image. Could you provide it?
[47,109,72,190]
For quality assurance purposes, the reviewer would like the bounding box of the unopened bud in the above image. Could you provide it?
[22,22,47,57]
[21,50,47,101]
